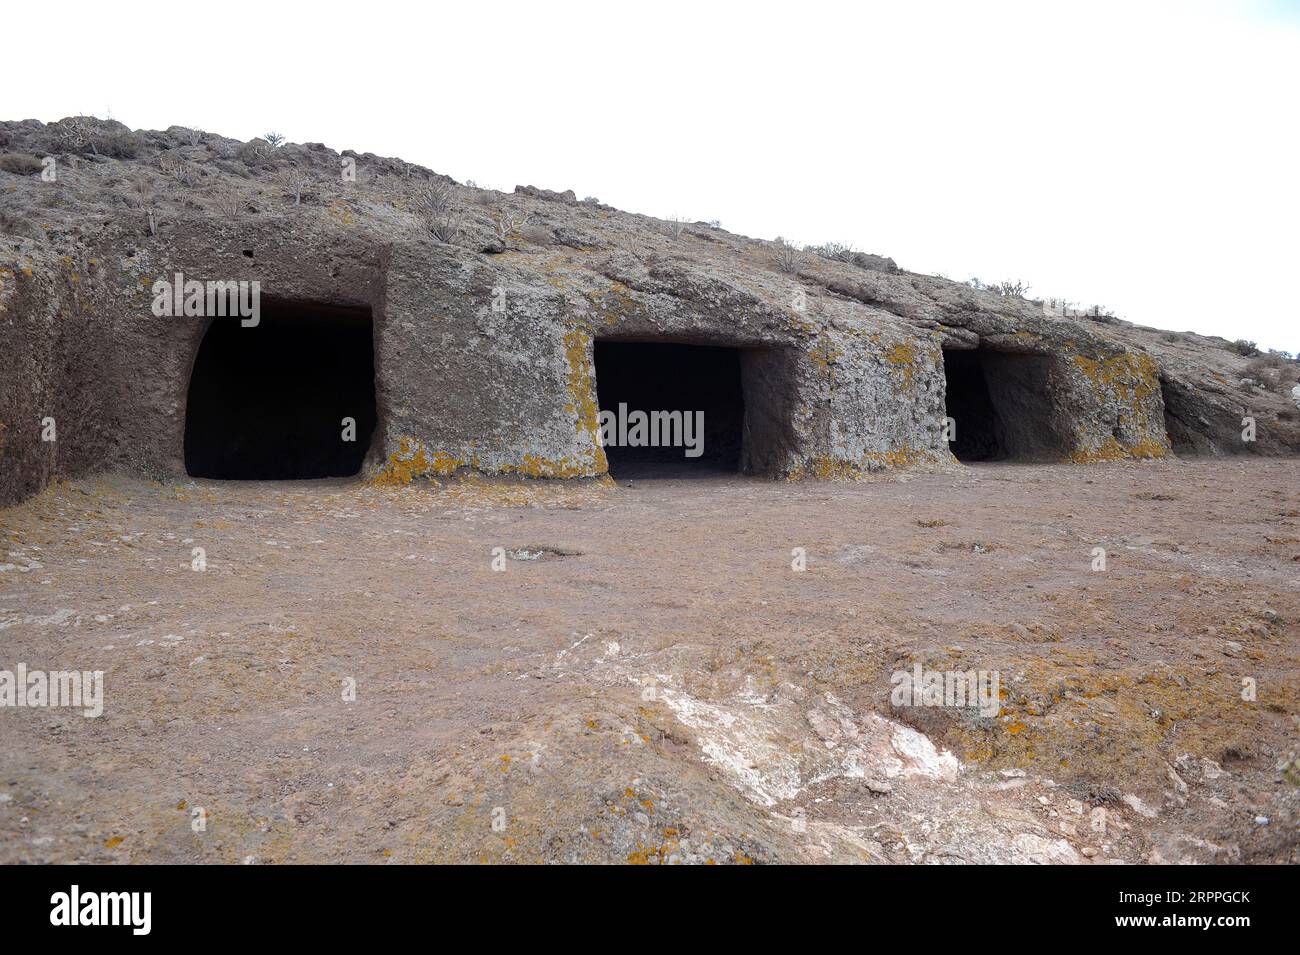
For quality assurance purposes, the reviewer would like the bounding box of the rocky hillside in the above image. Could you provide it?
[1,116,1297,505]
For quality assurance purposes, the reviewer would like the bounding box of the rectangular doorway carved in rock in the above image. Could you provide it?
[593,340,791,479]
[942,348,1070,462]
[184,301,377,479]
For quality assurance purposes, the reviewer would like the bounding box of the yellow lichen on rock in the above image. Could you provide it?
[1068,436,1128,464]
[371,437,436,486]
[787,444,946,480]
[1066,351,1171,462]
[501,453,595,479]
[809,338,842,372]
[882,338,922,389]
[1072,351,1159,402]
[561,328,608,475]
[1069,434,1170,464]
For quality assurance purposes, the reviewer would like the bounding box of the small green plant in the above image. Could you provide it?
[413,180,462,243]
[158,152,200,186]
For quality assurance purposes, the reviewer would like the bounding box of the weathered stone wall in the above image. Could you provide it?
[375,242,611,481]
[0,249,65,502]
[818,329,950,476]
[2,117,1297,507]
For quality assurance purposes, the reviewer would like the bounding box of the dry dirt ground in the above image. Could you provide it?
[1,458,1297,864]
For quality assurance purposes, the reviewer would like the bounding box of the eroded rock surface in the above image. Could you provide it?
[3,117,1297,504]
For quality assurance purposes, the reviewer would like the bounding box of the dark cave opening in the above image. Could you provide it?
[1158,374,1204,455]
[184,301,377,480]
[942,348,1068,462]
[593,341,745,478]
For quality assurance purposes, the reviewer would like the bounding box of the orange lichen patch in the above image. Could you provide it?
[788,445,947,480]
[428,451,466,476]
[787,311,818,337]
[881,338,923,388]
[326,199,355,227]
[1065,350,1172,461]
[371,437,436,486]
[562,328,608,474]
[1072,351,1159,402]
[626,844,653,864]
[1123,437,1170,459]
[500,453,597,479]
[626,833,682,865]
[377,443,606,485]
[1069,435,1169,464]
[884,340,917,364]
[1068,436,1128,464]
[948,650,1293,788]
[809,338,842,372]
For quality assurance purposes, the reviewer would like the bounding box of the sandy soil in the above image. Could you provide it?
[1,458,1297,864]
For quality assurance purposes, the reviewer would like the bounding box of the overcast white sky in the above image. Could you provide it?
[9,0,1298,351]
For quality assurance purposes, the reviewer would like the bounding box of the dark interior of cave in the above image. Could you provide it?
[593,341,744,478]
[942,348,1066,462]
[184,301,376,480]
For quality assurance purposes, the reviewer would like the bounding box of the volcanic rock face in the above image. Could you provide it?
[1,117,1297,504]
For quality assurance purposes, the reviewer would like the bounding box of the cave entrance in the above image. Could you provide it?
[594,340,787,479]
[184,301,377,479]
[1158,375,1202,455]
[942,348,1068,462]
